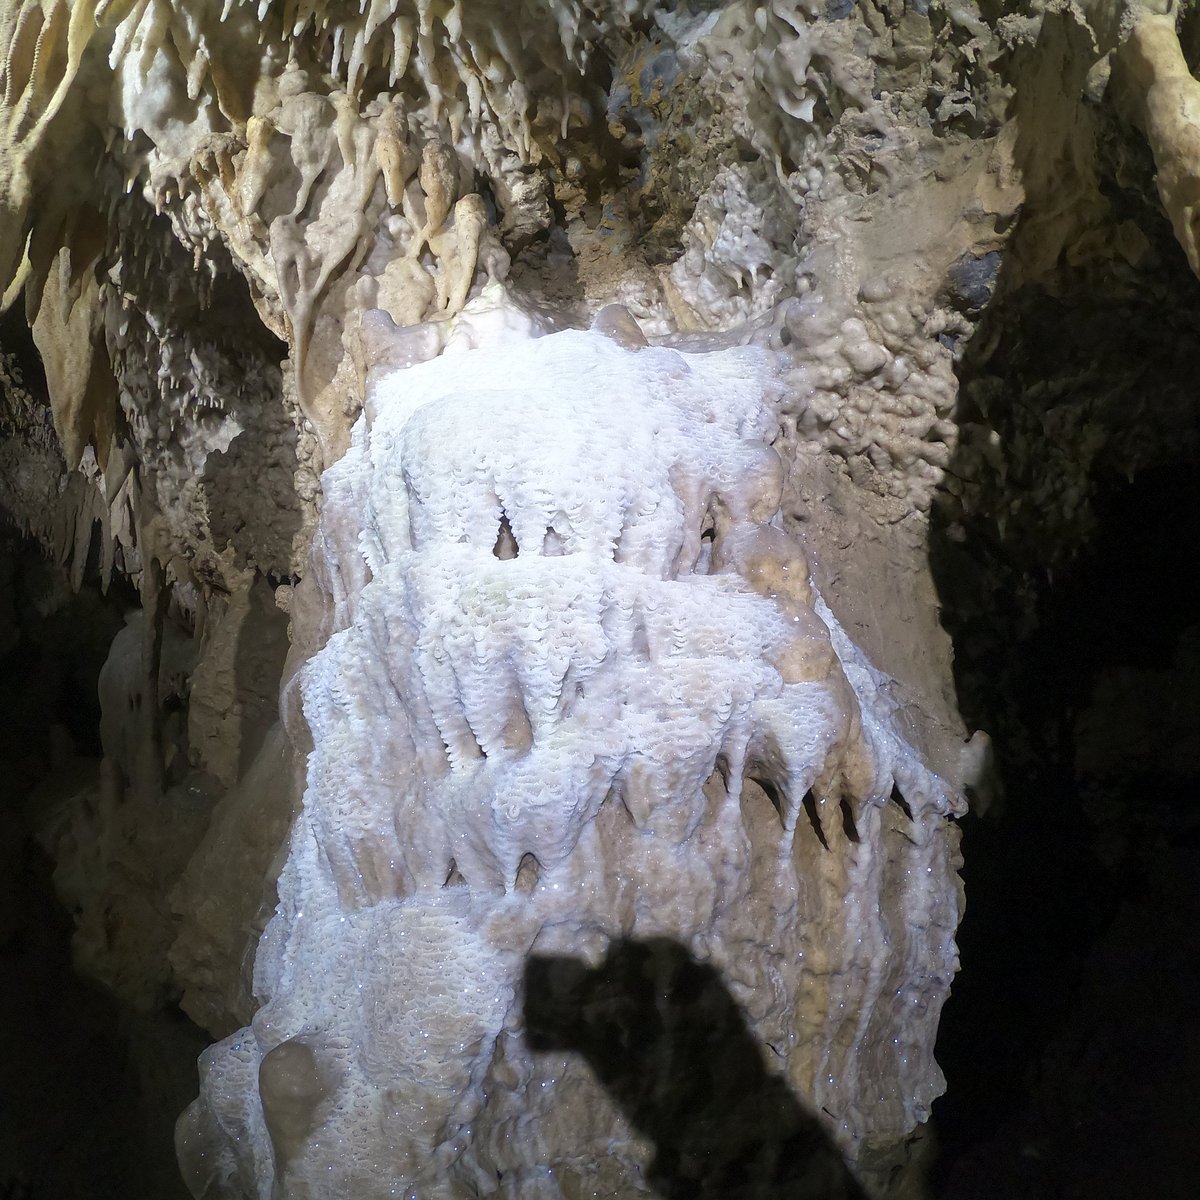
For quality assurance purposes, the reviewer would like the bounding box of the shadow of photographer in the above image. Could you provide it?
[524,937,867,1200]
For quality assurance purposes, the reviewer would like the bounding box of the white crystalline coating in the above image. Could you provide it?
[302,330,815,901]
[357,329,780,573]
[179,320,963,1198]
[305,551,811,895]
[360,896,511,1085]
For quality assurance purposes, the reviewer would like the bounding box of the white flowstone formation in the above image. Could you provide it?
[9,0,1117,1193]
[178,299,964,1198]
[8,2,1200,1196]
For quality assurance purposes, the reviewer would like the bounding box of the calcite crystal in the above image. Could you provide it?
[177,299,964,1197]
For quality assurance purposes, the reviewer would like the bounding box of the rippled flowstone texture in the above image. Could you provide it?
[178,314,964,1198]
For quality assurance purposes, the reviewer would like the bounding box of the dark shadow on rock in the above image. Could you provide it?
[524,938,867,1200]
[925,14,1200,1192]
[0,533,206,1200]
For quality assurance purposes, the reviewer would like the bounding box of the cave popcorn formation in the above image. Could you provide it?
[177,303,964,1197]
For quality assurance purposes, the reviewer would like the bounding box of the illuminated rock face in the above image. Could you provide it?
[0,2,1020,1194]
[10,4,1200,1197]
[178,310,964,1199]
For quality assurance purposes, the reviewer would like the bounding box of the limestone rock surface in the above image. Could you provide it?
[12,1,1198,1197]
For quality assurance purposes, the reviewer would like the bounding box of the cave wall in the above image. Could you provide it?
[2,1,1199,1197]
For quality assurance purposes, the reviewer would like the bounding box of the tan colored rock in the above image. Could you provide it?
[0,3,1087,1196]
[29,217,117,469]
[1118,7,1200,275]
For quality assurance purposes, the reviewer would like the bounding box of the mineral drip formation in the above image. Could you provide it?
[177,305,964,1198]
[0,0,1061,1194]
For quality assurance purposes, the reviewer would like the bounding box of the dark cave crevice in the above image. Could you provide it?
[0,532,206,1200]
[928,239,1200,1197]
